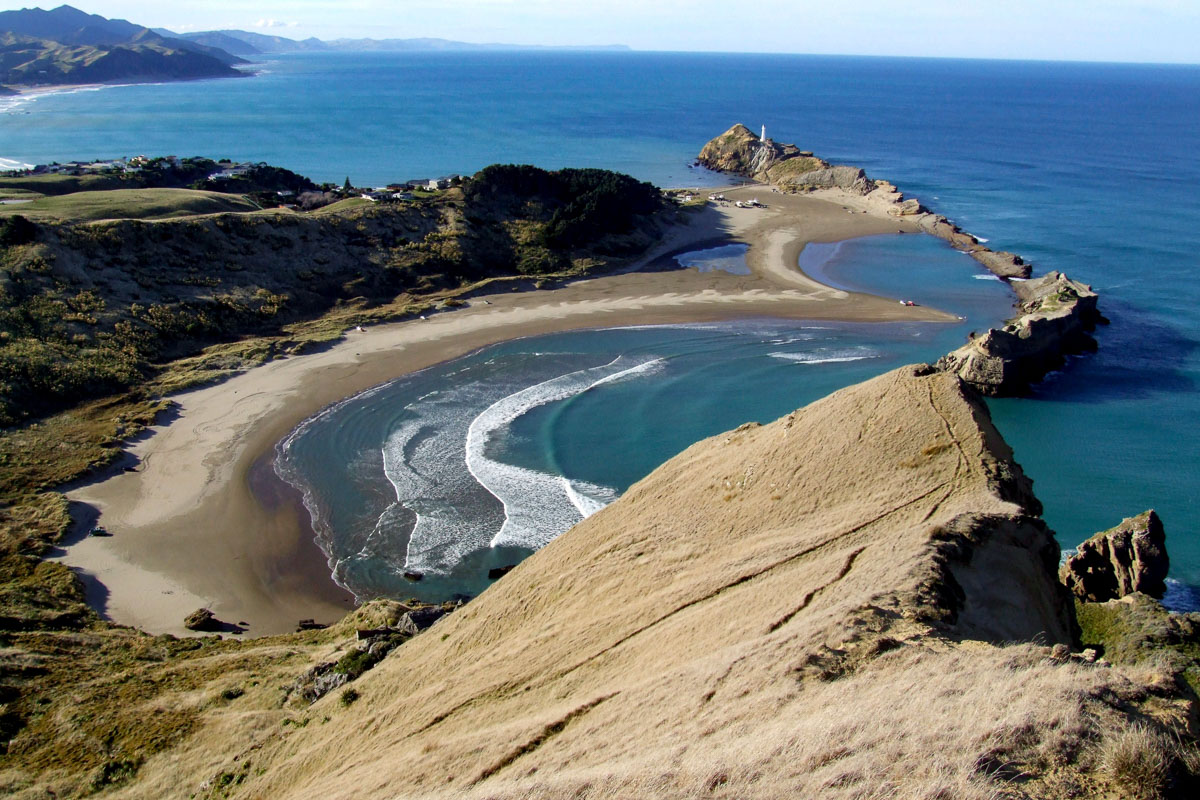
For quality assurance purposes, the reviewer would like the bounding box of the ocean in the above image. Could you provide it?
[4,52,1198,605]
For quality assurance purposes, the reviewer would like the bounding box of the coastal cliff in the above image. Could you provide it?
[74,365,1190,799]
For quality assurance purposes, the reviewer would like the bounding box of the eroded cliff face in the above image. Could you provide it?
[130,365,1186,800]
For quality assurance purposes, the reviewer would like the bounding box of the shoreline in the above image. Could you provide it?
[53,185,969,637]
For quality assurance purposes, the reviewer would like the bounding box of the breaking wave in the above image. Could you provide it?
[769,348,878,365]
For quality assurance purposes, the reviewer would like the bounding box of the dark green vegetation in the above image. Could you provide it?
[1077,595,1200,695]
[0,5,244,90]
[0,162,665,428]
[465,164,663,252]
[0,160,669,794]
[0,157,316,204]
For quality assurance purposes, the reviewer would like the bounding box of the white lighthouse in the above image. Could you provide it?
[760,125,767,142]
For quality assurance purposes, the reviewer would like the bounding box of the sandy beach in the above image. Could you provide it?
[54,184,957,636]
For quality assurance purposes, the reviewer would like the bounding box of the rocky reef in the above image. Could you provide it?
[697,124,1106,396]
[937,271,1104,395]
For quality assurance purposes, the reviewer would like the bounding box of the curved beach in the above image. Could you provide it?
[56,184,958,636]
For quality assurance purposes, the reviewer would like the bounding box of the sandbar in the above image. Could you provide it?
[53,184,961,636]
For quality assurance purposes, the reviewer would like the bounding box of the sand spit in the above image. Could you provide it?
[55,185,958,637]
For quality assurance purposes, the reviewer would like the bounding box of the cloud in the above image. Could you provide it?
[253,19,299,29]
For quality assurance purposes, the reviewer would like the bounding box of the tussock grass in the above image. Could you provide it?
[386,645,1196,800]
[1099,724,1172,800]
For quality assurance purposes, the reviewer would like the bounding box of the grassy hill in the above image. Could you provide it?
[0,32,242,88]
[0,5,245,91]
[0,188,260,221]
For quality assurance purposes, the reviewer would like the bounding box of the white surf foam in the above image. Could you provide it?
[769,349,878,365]
[467,356,663,554]
[0,157,35,171]
[973,274,1002,281]
[563,477,617,518]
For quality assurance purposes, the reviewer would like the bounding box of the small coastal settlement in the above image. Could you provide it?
[0,125,1196,799]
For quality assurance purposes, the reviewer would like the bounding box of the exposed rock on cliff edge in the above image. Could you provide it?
[138,366,1197,800]
[1062,510,1170,602]
[937,271,1102,396]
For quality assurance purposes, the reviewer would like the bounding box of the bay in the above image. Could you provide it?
[5,51,1198,601]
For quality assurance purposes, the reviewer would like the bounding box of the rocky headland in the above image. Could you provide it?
[937,270,1104,395]
[699,123,1104,396]
[698,123,1033,279]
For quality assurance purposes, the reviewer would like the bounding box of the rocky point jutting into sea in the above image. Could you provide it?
[1,124,1197,797]
[697,123,1104,396]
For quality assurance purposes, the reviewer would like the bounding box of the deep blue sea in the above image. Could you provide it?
[4,52,1198,606]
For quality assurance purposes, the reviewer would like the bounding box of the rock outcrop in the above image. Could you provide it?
[696,123,802,178]
[1061,510,1169,602]
[223,366,1105,799]
[697,124,875,195]
[183,607,221,632]
[937,271,1102,395]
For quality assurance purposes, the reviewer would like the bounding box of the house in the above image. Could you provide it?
[207,162,256,181]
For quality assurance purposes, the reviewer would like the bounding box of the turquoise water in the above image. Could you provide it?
[275,233,1014,601]
[5,52,1198,602]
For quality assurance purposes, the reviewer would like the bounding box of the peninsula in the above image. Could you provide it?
[1,131,1196,798]
[0,5,245,92]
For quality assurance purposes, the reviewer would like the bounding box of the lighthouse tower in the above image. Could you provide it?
[760,125,767,142]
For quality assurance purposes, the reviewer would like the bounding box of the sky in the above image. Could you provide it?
[4,1,1199,63]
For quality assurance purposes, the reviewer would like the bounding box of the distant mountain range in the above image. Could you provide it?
[0,5,245,89]
[158,28,631,55]
[0,4,630,92]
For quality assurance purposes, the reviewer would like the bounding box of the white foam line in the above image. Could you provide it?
[769,351,877,365]
[562,476,616,518]
[466,356,663,553]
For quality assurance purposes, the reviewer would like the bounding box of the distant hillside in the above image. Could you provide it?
[0,32,243,88]
[162,28,329,54]
[167,28,630,54]
[0,4,246,90]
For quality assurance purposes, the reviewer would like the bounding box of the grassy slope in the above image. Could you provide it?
[0,189,260,221]
[28,367,1199,800]
[0,166,674,794]
[0,174,129,197]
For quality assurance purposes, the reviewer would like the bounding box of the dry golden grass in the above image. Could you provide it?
[77,366,1186,800]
